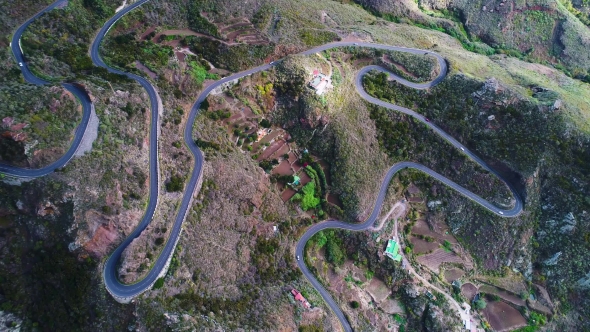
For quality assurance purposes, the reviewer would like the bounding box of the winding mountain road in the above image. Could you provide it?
[0,0,92,177]
[3,1,523,329]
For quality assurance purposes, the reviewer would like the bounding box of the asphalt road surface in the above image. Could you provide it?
[3,1,523,328]
[0,0,92,177]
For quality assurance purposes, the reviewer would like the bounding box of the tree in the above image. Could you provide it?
[153,278,165,289]
[166,174,185,192]
[350,301,360,309]
[475,298,487,310]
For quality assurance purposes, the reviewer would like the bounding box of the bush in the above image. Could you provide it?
[166,174,185,192]
[153,278,165,289]
[350,301,360,309]
[475,298,487,309]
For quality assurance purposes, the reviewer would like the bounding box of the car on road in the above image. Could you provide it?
[296,255,300,261]
[424,117,430,122]
[353,43,358,46]
[18,62,23,67]
[460,147,465,151]
[498,211,504,215]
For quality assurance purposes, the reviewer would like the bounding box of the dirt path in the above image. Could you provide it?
[370,200,407,233]
[393,216,475,331]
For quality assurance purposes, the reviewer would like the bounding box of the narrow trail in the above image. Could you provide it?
[3,1,523,330]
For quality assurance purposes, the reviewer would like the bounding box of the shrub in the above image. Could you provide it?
[166,174,185,192]
[350,301,360,309]
[153,278,165,289]
[475,298,487,309]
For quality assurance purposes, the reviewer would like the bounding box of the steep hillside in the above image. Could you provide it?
[1,0,590,331]
[356,0,590,82]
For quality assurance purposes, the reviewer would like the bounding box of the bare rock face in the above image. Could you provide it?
[420,0,454,10]
[37,201,58,217]
[76,208,143,258]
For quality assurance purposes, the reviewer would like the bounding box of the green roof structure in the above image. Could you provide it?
[290,175,300,186]
[384,239,402,262]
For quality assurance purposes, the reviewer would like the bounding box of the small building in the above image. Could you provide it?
[291,289,311,308]
[289,175,301,186]
[309,72,329,95]
[384,239,402,262]
[256,128,272,142]
[425,291,437,301]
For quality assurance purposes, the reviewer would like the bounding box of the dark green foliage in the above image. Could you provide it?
[82,0,114,19]
[475,298,487,309]
[252,5,273,30]
[259,159,279,172]
[0,180,133,330]
[251,237,300,284]
[187,1,220,37]
[259,118,271,128]
[153,277,165,289]
[310,162,328,194]
[206,109,231,120]
[199,98,210,111]
[185,36,274,72]
[299,29,340,46]
[195,138,220,150]
[155,237,165,246]
[103,33,173,71]
[350,300,360,308]
[166,174,185,192]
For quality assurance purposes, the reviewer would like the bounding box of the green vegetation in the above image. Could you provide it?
[153,277,165,289]
[187,0,221,37]
[350,300,360,308]
[380,50,439,83]
[475,298,487,310]
[185,36,274,72]
[442,240,452,252]
[187,60,219,86]
[291,181,320,211]
[166,174,185,192]
[103,33,173,72]
[299,29,340,46]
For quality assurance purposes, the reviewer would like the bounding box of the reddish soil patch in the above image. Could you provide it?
[259,140,286,160]
[288,152,298,164]
[272,160,293,176]
[83,223,118,257]
[410,236,439,254]
[281,188,297,202]
[461,283,478,301]
[259,129,281,144]
[299,172,312,186]
[135,61,157,80]
[411,220,456,243]
[140,26,156,41]
[292,161,303,172]
[416,248,463,273]
[327,194,342,208]
[444,268,465,282]
[273,144,290,158]
[175,51,186,63]
[479,285,525,306]
[483,301,527,332]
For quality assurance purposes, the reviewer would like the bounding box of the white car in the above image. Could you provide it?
[460,147,465,151]
[18,62,23,67]
[498,211,504,215]
[353,43,358,46]
[296,255,300,261]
